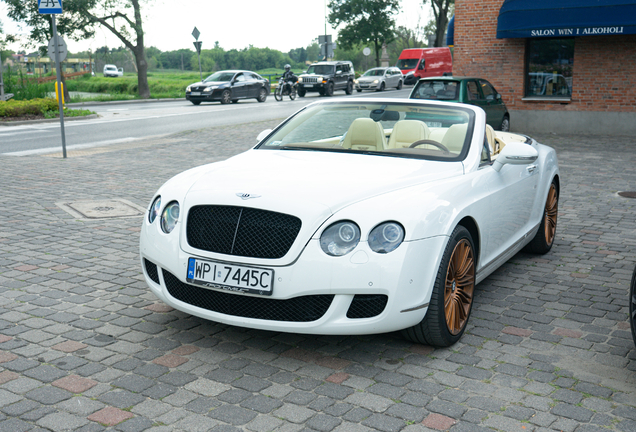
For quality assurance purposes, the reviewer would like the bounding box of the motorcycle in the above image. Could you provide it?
[274,76,297,101]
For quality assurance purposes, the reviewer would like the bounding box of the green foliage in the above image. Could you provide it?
[42,108,95,118]
[328,0,400,66]
[2,66,51,100]
[425,0,454,47]
[0,98,58,117]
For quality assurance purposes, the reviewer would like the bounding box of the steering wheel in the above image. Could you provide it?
[409,140,450,153]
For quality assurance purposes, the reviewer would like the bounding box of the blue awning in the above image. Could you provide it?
[446,15,454,46]
[497,0,636,39]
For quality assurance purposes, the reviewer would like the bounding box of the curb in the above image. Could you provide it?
[0,114,100,127]
[67,98,185,108]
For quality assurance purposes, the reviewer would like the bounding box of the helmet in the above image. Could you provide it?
[284,64,291,71]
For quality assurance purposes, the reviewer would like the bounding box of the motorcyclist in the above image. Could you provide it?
[282,64,296,93]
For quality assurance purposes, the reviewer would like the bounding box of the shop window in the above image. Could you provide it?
[525,38,574,97]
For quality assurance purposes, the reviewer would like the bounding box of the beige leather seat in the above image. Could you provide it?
[485,124,496,154]
[387,120,430,149]
[441,123,469,154]
[428,128,446,143]
[341,118,387,151]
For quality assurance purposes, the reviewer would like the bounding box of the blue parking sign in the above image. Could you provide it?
[38,0,63,14]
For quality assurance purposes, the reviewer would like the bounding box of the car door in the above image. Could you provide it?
[244,73,260,98]
[231,73,248,98]
[335,64,345,89]
[479,80,506,129]
[387,69,396,87]
[466,148,540,272]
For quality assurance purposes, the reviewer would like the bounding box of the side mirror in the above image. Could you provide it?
[256,129,273,143]
[336,70,342,75]
[492,142,538,172]
[496,93,502,100]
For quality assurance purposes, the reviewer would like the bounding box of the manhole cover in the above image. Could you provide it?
[56,199,146,220]
[618,191,636,199]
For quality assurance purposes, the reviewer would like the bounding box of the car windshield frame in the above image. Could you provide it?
[306,65,335,75]
[363,68,387,77]
[396,59,419,70]
[255,100,475,162]
[203,71,237,82]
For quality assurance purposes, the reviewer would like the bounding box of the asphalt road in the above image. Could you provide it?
[0,87,412,156]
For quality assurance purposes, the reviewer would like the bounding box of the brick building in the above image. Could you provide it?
[450,0,636,135]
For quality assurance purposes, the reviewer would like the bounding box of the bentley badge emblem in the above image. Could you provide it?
[236,193,261,200]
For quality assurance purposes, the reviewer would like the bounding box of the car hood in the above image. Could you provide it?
[358,76,382,82]
[190,81,229,87]
[177,149,464,264]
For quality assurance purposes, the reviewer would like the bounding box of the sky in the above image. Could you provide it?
[0,0,432,54]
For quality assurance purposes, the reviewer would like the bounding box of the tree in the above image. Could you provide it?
[77,0,151,98]
[425,0,454,47]
[328,0,400,67]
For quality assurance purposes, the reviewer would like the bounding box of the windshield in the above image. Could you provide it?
[396,59,419,70]
[257,101,474,161]
[411,81,459,100]
[306,65,335,75]
[363,68,386,77]
[204,71,236,82]
[105,66,116,71]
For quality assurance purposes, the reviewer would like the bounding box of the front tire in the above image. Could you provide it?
[274,86,283,101]
[500,115,510,132]
[376,82,385,92]
[324,82,334,97]
[345,81,353,95]
[289,86,296,100]
[298,88,306,97]
[356,89,362,93]
[402,225,476,347]
[256,88,267,102]
[397,80,403,90]
[220,89,232,104]
[190,100,201,105]
[524,180,558,254]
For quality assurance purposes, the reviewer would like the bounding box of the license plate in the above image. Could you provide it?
[191,92,201,96]
[425,122,442,128]
[304,84,314,88]
[187,258,274,295]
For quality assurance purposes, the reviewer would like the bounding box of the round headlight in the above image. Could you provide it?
[161,201,180,233]
[186,86,191,92]
[368,222,405,254]
[320,221,360,256]
[148,196,161,224]
[298,77,303,83]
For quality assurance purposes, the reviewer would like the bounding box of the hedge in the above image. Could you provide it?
[0,98,59,118]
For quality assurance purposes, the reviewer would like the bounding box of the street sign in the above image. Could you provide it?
[48,36,68,62]
[192,27,200,41]
[193,41,202,55]
[38,0,63,14]
[363,47,371,56]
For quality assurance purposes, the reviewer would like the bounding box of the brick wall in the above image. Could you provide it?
[454,0,636,113]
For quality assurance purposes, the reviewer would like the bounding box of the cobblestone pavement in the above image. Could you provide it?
[1,120,635,432]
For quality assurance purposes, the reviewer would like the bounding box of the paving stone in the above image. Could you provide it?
[208,404,258,425]
[87,406,134,427]
[25,386,72,405]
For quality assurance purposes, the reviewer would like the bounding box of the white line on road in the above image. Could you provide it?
[3,137,145,156]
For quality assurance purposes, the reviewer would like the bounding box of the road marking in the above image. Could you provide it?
[0,129,48,137]
[3,137,145,156]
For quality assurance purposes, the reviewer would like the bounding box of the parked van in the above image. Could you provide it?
[396,48,452,82]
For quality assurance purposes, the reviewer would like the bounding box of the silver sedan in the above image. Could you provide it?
[354,67,403,92]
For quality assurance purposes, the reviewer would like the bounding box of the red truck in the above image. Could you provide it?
[396,48,452,84]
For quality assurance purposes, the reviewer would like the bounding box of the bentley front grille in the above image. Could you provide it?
[144,258,160,285]
[187,205,302,259]
[163,270,333,322]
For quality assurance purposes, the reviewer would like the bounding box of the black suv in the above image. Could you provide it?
[297,61,355,97]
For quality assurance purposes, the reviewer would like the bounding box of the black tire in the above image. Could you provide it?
[630,266,636,347]
[376,82,385,92]
[220,89,232,104]
[356,89,362,93]
[232,100,239,104]
[274,86,283,101]
[345,81,353,95]
[190,100,201,105]
[402,225,476,347]
[524,179,558,254]
[500,115,510,132]
[324,82,334,97]
[289,87,296,100]
[298,88,306,97]
[256,88,267,103]
[397,80,403,90]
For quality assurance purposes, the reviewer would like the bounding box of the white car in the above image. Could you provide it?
[140,99,560,347]
[355,67,403,92]
[103,64,123,77]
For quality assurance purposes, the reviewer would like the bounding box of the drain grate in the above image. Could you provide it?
[56,199,146,220]
[618,191,636,199]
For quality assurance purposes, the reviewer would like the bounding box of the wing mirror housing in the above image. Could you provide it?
[256,129,273,142]
[492,142,538,172]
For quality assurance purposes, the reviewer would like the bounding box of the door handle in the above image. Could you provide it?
[526,165,537,173]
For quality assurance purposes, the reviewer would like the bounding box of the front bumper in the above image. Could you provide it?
[299,81,327,92]
[355,81,381,91]
[140,219,447,335]
[186,90,223,102]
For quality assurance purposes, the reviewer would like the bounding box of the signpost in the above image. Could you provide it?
[192,27,203,82]
[39,0,67,158]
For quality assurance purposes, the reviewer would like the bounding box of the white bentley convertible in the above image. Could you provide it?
[140,99,559,347]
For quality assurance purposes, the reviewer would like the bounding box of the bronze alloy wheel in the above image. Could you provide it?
[444,238,475,335]
[544,184,558,246]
